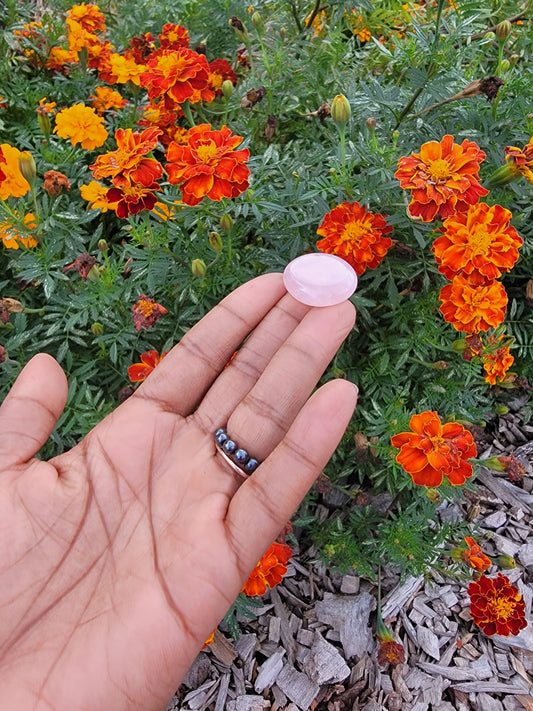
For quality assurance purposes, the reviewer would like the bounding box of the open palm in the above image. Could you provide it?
[0,273,357,711]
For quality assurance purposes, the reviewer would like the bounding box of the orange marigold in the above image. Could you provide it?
[395,135,489,222]
[89,86,128,114]
[132,295,168,332]
[128,349,168,382]
[462,537,491,572]
[54,104,108,150]
[166,124,250,206]
[433,203,522,284]
[0,143,31,199]
[391,410,477,487]
[377,639,405,667]
[316,201,393,275]
[482,337,514,385]
[503,137,533,185]
[158,23,190,50]
[46,46,79,72]
[66,3,106,34]
[107,183,160,219]
[139,48,212,108]
[80,180,119,212]
[468,574,527,637]
[0,212,39,249]
[241,542,292,597]
[90,126,163,188]
[439,274,507,333]
[66,19,99,52]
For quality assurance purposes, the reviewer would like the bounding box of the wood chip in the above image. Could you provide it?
[269,616,281,643]
[518,541,533,566]
[451,682,530,694]
[418,655,492,681]
[269,588,297,664]
[214,674,231,711]
[416,626,441,661]
[482,510,507,529]
[473,693,504,711]
[210,630,238,667]
[275,662,319,710]
[382,576,425,621]
[478,470,533,513]
[254,650,285,693]
[303,631,350,685]
[340,574,360,594]
[226,695,271,711]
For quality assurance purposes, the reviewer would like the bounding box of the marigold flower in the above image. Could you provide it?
[90,126,163,188]
[132,295,168,332]
[501,137,533,185]
[37,97,57,115]
[208,58,238,95]
[158,23,190,50]
[107,183,159,218]
[43,170,71,197]
[395,135,489,222]
[201,630,215,650]
[166,123,250,206]
[0,143,31,199]
[241,542,292,597]
[46,46,79,72]
[316,201,393,275]
[66,19,99,52]
[482,340,514,385]
[377,639,405,666]
[129,32,157,63]
[439,275,508,334]
[80,180,119,212]
[127,349,168,382]
[108,53,147,85]
[54,104,108,150]
[468,573,527,637]
[0,212,38,249]
[66,3,106,34]
[151,200,182,220]
[461,537,491,572]
[139,48,212,108]
[89,86,128,115]
[63,252,98,280]
[433,203,522,284]
[391,410,477,487]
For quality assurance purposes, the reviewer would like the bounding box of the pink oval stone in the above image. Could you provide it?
[283,253,358,307]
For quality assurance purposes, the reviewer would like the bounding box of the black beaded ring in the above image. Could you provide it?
[214,428,259,477]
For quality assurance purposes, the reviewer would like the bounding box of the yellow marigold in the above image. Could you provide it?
[106,53,146,85]
[54,104,108,150]
[89,86,128,115]
[80,180,118,211]
[151,200,183,220]
[66,19,99,52]
[0,212,39,249]
[0,143,31,199]
[66,3,106,34]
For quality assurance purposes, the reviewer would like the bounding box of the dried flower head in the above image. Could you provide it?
[132,295,168,332]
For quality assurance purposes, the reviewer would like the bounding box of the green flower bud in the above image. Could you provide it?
[499,59,510,73]
[220,213,234,232]
[366,116,377,131]
[91,322,104,336]
[425,488,441,503]
[495,20,511,41]
[208,231,223,252]
[18,151,36,184]
[221,80,234,100]
[493,405,509,415]
[229,16,248,42]
[191,258,207,278]
[37,112,52,136]
[451,338,467,353]
[484,31,496,41]
[87,264,101,282]
[97,239,108,252]
[496,554,516,569]
[251,11,263,30]
[331,94,351,128]
[510,54,519,67]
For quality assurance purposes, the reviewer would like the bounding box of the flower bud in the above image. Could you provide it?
[495,20,511,41]
[229,16,248,42]
[431,360,448,370]
[510,54,519,67]
[526,278,533,302]
[37,111,52,136]
[87,264,101,282]
[220,213,233,232]
[484,31,496,41]
[331,94,351,128]
[451,338,467,353]
[191,258,207,278]
[252,11,263,30]
[18,151,36,183]
[221,80,234,100]
[366,116,377,131]
[493,405,509,415]
[482,455,507,471]
[208,231,223,252]
[499,59,510,73]
[450,546,464,562]
[496,554,516,569]
[0,297,24,313]
[91,322,104,336]
[98,239,108,252]
[425,488,441,503]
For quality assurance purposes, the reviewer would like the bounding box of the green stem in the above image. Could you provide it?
[182,101,196,128]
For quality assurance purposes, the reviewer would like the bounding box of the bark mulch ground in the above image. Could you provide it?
[166,395,533,711]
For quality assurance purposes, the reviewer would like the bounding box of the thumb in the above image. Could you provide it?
[0,353,68,467]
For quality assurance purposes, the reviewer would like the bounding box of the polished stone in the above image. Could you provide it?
[283,253,358,307]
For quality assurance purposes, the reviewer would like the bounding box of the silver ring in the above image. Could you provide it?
[214,428,260,477]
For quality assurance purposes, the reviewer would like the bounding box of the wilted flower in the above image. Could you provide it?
[63,253,99,280]
[241,542,292,596]
[316,201,393,275]
[43,170,71,196]
[468,574,527,637]
[391,410,477,487]
[461,537,491,572]
[128,349,168,382]
[439,275,508,333]
[54,104,108,150]
[132,294,168,332]
[395,135,488,222]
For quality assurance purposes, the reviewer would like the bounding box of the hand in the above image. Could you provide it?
[0,273,357,711]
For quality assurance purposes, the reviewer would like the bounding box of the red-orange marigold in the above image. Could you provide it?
[107,183,159,218]
[468,573,527,637]
[128,349,168,382]
[377,639,406,667]
[139,48,212,108]
[166,123,250,206]
[316,201,393,275]
[439,275,507,334]
[395,135,489,222]
[90,126,163,188]
[391,410,477,487]
[482,339,514,385]
[433,202,522,284]
[241,542,292,597]
[462,537,491,573]
[132,295,167,332]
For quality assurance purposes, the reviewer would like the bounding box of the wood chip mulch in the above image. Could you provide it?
[167,395,533,711]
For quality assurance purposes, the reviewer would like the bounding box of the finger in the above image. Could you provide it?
[195,292,311,430]
[201,299,356,462]
[136,273,286,416]
[0,353,68,467]
[228,379,358,565]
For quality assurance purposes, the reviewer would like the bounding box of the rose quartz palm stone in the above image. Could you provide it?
[283,253,358,307]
